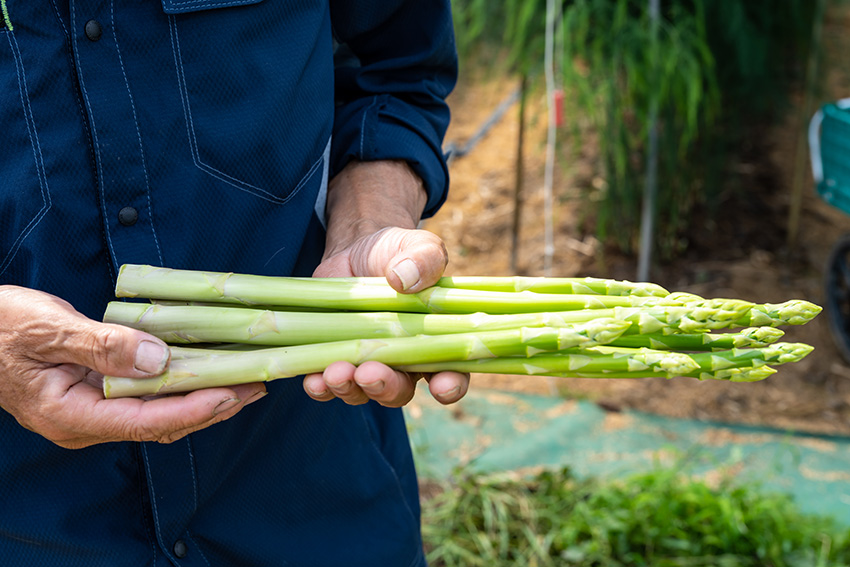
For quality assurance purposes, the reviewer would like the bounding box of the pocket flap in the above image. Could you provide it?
[161,0,263,15]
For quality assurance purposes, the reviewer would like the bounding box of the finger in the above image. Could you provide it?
[145,384,268,444]
[59,322,171,379]
[42,367,266,447]
[353,361,418,407]
[0,287,170,378]
[319,361,371,405]
[384,232,448,293]
[302,372,337,401]
[426,371,470,405]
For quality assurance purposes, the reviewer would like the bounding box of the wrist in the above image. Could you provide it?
[324,160,428,254]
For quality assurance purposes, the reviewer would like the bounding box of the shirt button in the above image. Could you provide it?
[173,539,188,558]
[84,19,102,41]
[118,206,138,226]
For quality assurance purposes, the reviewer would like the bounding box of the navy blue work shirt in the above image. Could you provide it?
[0,0,456,565]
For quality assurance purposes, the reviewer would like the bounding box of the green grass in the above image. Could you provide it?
[421,465,850,567]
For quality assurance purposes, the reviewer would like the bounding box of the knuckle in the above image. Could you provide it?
[88,327,124,366]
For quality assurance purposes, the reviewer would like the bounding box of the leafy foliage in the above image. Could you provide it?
[422,466,850,567]
[450,0,817,259]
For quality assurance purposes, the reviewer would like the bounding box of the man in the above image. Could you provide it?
[0,1,467,564]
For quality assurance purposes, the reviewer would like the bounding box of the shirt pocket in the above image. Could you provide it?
[0,30,51,277]
[163,0,329,205]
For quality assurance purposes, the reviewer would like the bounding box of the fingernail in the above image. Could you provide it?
[330,381,353,395]
[305,384,326,398]
[245,391,267,405]
[213,398,241,416]
[134,340,169,374]
[391,259,420,291]
[437,386,461,402]
[358,379,386,395]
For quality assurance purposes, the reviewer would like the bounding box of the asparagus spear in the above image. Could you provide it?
[608,327,785,350]
[103,298,811,347]
[397,342,813,382]
[112,265,709,314]
[286,275,670,297]
[102,319,631,397]
[105,302,651,345]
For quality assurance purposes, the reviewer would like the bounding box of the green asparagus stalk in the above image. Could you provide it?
[103,298,810,347]
[106,302,650,345]
[397,342,812,382]
[286,275,669,297]
[112,265,700,314]
[608,327,785,350]
[102,319,632,397]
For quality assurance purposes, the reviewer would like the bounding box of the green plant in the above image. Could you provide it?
[422,465,850,566]
[560,0,718,256]
[450,0,817,260]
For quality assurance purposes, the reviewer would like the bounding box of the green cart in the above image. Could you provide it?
[810,98,850,361]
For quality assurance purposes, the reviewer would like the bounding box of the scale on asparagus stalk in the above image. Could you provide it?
[101,264,821,398]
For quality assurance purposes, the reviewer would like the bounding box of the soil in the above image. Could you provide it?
[421,4,850,437]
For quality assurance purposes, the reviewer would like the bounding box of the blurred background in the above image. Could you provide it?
[411,0,850,564]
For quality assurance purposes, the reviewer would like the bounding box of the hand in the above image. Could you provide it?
[0,286,266,449]
[302,160,470,407]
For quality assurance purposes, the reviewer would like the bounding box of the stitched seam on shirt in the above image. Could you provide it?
[141,444,178,563]
[185,436,199,513]
[110,0,164,267]
[357,407,423,566]
[1,0,12,30]
[49,0,98,182]
[183,533,212,567]
[70,0,119,271]
[167,0,259,8]
[359,96,379,158]
[1,1,11,31]
[168,17,293,204]
[134,444,158,565]
[182,437,213,567]
[0,32,52,276]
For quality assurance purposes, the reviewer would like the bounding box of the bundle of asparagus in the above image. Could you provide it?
[101,264,821,398]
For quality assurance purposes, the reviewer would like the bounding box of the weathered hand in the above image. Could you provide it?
[302,159,470,407]
[0,286,266,448]
[304,227,471,407]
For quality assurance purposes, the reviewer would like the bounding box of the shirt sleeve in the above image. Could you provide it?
[329,0,458,219]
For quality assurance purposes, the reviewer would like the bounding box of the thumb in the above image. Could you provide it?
[48,321,170,379]
[382,231,448,293]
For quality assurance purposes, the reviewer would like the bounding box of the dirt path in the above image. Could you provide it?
[422,8,850,437]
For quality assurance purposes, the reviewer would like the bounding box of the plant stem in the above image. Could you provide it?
[397,342,812,382]
[114,265,675,314]
[609,327,785,350]
[103,320,631,397]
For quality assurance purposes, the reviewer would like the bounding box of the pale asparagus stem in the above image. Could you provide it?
[114,264,701,314]
[102,320,632,397]
[287,275,670,297]
[169,345,259,359]
[105,302,635,345]
[397,342,813,382]
[104,299,784,347]
[609,327,785,350]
